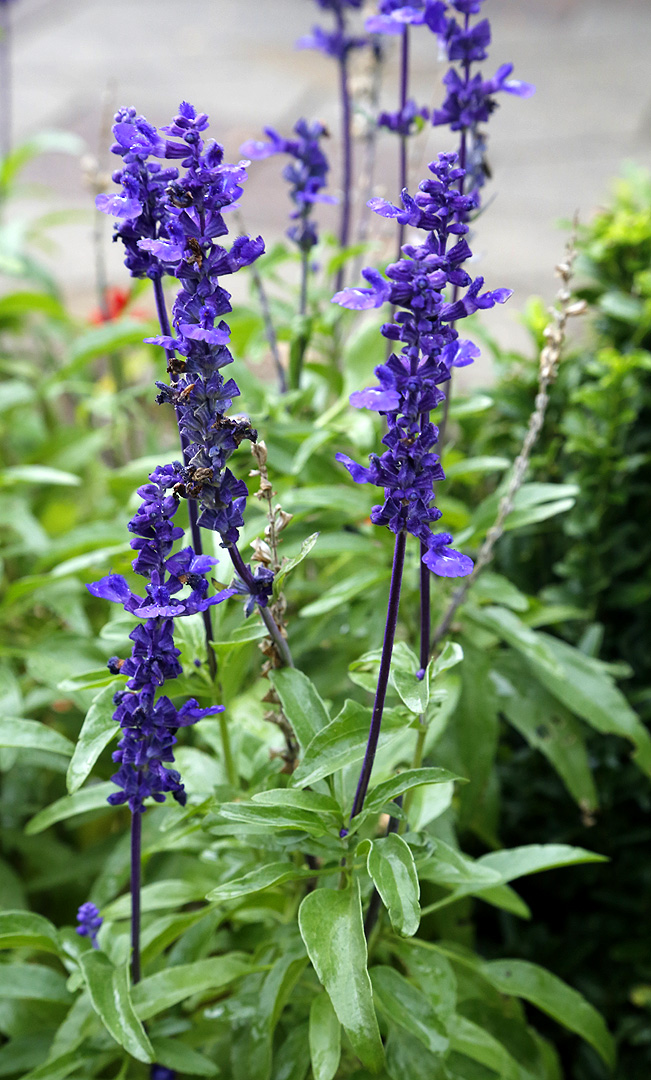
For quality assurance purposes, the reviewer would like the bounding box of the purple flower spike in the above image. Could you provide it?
[240,119,334,251]
[76,903,103,948]
[333,152,514,577]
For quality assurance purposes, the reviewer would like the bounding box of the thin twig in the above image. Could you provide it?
[235,210,286,393]
[431,222,586,650]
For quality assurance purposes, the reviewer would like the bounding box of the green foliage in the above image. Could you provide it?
[0,132,640,1080]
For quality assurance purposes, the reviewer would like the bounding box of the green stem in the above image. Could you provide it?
[218,712,237,789]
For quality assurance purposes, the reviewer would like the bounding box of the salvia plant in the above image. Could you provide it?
[0,3,646,1080]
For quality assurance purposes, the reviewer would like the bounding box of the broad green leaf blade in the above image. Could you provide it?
[492,658,598,811]
[103,879,208,920]
[428,641,465,682]
[233,953,307,1080]
[477,844,607,883]
[132,955,253,1020]
[299,568,389,618]
[309,991,341,1080]
[66,682,120,794]
[60,319,155,378]
[362,767,462,817]
[481,959,615,1068]
[269,668,330,751]
[215,801,330,837]
[273,532,320,596]
[0,466,80,488]
[385,1027,450,1080]
[0,910,61,954]
[0,963,70,1003]
[366,834,420,937]
[21,1050,95,1080]
[252,789,340,814]
[0,718,73,757]
[79,951,153,1063]
[470,605,651,776]
[150,1037,219,1077]
[444,455,510,479]
[25,782,114,835]
[291,700,403,788]
[207,862,313,903]
[371,966,448,1054]
[449,1015,535,1080]
[299,882,384,1072]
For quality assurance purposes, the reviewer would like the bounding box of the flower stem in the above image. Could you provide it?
[350,530,406,821]
[335,12,353,294]
[152,276,217,681]
[396,26,409,259]
[130,811,141,985]
[227,543,294,669]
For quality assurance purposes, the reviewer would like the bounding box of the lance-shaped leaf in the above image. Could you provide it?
[480,959,615,1068]
[309,992,341,1080]
[0,911,60,955]
[291,700,404,788]
[299,882,384,1072]
[362,767,462,817]
[206,862,314,903]
[449,1015,536,1080]
[269,667,330,751]
[0,963,71,1003]
[79,951,153,1063]
[363,835,420,937]
[66,682,121,794]
[132,954,253,1020]
[0,718,73,757]
[25,783,114,835]
[371,966,448,1054]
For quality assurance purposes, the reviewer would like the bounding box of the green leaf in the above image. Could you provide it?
[0,466,80,488]
[359,767,461,817]
[59,319,155,378]
[370,966,448,1054]
[206,862,314,903]
[444,456,510,479]
[309,992,341,1080]
[269,668,330,751]
[480,959,615,1068]
[428,641,465,682]
[365,834,420,936]
[492,658,598,811]
[0,911,60,955]
[253,789,341,814]
[449,1016,533,1080]
[79,951,153,1063]
[56,669,117,693]
[0,963,70,1003]
[21,1050,95,1080]
[149,1037,219,1076]
[66,682,120,794]
[215,801,331,837]
[25,782,114,835]
[132,954,253,1020]
[299,882,384,1072]
[232,953,307,1080]
[103,879,209,920]
[273,533,320,597]
[461,483,578,543]
[470,605,651,776]
[448,393,493,419]
[299,567,389,618]
[385,1027,449,1080]
[291,700,404,788]
[0,719,73,758]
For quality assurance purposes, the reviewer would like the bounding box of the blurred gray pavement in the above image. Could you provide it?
[7,0,651,360]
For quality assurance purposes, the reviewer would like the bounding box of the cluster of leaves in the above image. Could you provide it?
[0,136,646,1080]
[451,165,651,1078]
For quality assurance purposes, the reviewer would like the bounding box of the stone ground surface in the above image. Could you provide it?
[5,0,651,368]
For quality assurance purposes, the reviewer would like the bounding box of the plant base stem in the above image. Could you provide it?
[130,812,142,985]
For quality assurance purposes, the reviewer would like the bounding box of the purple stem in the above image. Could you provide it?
[227,542,294,669]
[130,811,141,984]
[335,11,353,294]
[350,530,406,820]
[437,12,471,451]
[396,26,410,259]
[153,276,217,680]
